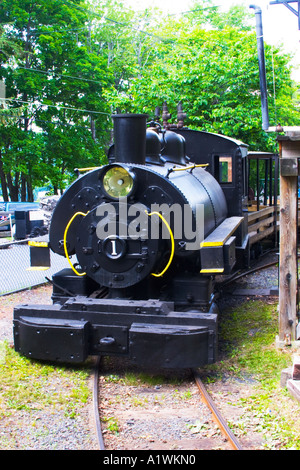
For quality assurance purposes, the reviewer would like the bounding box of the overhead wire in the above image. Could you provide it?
[58,0,172,43]
[271,47,278,125]
[0,1,175,119]
[30,26,88,36]
[1,0,225,93]
[0,3,170,108]
[2,97,110,115]
[16,66,104,85]
[4,4,219,95]
[0,1,259,123]
[167,6,221,16]
[0,113,109,132]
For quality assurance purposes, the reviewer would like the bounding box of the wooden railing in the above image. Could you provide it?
[247,205,280,246]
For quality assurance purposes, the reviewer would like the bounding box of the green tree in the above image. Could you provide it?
[0,0,299,203]
[88,0,165,115]
[188,0,253,31]
[102,2,300,152]
[0,0,111,200]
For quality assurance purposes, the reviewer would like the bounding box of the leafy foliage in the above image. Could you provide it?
[102,2,299,152]
[0,0,299,200]
[0,0,111,199]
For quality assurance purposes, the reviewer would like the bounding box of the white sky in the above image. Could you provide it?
[125,0,300,79]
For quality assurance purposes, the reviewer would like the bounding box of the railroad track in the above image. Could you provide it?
[91,253,278,450]
[193,370,243,450]
[93,356,105,450]
[92,358,243,451]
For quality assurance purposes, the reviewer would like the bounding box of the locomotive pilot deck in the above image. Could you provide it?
[14,295,218,368]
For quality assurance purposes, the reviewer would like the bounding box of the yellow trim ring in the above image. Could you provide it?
[63,211,89,276]
[145,211,175,278]
[64,210,175,278]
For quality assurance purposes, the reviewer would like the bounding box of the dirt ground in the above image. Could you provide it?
[0,283,53,319]
[98,356,264,450]
[0,284,53,342]
[1,281,299,450]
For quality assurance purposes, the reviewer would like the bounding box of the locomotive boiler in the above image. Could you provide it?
[13,113,248,368]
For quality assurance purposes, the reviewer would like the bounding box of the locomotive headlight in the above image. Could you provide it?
[102,166,135,199]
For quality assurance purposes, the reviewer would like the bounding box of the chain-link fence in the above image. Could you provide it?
[0,235,70,296]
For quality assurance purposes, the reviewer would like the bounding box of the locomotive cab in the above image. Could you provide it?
[175,128,249,216]
[175,128,250,268]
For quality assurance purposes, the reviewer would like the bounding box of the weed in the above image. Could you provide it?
[172,389,192,400]
[102,416,119,434]
[105,374,122,383]
[187,420,209,434]
[131,396,149,407]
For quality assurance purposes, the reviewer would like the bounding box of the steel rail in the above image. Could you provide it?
[93,356,105,450]
[219,259,278,288]
[193,369,243,450]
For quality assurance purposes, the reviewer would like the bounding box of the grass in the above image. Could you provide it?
[103,368,184,387]
[0,341,92,448]
[216,299,291,380]
[0,343,90,413]
[202,298,300,450]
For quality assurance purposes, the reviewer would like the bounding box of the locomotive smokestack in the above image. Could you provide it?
[112,114,148,165]
[250,5,269,131]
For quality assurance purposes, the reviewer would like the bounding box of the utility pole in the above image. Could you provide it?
[250,3,300,346]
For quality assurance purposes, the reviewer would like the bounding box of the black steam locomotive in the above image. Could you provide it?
[13,112,252,368]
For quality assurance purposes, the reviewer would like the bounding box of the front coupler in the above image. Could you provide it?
[13,297,217,369]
